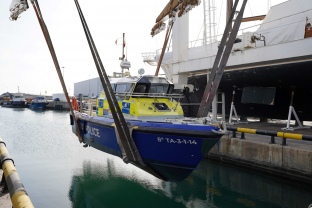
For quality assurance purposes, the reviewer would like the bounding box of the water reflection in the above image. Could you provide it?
[12,107,26,111]
[68,160,185,208]
[69,159,312,208]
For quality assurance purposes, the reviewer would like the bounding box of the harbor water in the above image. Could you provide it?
[0,107,311,208]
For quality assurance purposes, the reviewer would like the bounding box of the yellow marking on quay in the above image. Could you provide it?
[237,128,257,134]
[277,132,303,140]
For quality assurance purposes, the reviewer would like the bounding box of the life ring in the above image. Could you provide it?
[72,97,79,111]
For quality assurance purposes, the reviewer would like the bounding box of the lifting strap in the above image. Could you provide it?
[30,0,83,143]
[197,0,248,118]
[73,0,165,180]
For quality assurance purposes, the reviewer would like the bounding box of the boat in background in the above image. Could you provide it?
[143,0,312,121]
[29,96,48,110]
[70,74,223,182]
[1,93,27,108]
[11,93,27,107]
[0,93,13,106]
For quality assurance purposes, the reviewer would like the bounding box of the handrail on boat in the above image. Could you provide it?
[114,92,185,99]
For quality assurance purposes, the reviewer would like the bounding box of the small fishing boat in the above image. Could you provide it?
[70,75,223,182]
[29,96,48,110]
[11,93,27,107]
[1,93,27,108]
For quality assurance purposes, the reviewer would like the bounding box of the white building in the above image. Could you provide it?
[52,93,66,101]
[74,77,103,98]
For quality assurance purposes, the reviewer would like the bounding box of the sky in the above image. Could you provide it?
[0,0,286,95]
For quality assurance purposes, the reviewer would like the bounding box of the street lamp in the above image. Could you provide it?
[62,67,65,80]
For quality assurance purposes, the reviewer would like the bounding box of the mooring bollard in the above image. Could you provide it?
[0,137,34,208]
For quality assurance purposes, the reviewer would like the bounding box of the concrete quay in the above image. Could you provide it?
[46,101,70,111]
[208,121,312,184]
[0,171,11,208]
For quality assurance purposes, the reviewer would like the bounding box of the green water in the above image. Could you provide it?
[0,107,311,208]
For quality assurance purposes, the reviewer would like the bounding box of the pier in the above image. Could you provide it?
[0,138,34,208]
[209,120,312,185]
[46,101,70,111]
[0,172,10,208]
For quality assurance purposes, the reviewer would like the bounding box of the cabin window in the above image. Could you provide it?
[149,84,169,94]
[115,83,134,100]
[168,85,174,94]
[134,84,147,93]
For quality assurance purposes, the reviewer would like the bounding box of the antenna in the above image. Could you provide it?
[119,33,131,76]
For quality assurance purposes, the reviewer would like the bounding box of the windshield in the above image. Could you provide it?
[149,84,170,94]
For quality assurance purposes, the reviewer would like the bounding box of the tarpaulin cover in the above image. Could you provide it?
[256,0,312,45]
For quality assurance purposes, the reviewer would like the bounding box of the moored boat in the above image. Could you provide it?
[11,93,27,107]
[29,96,48,110]
[70,75,223,181]
[1,93,27,108]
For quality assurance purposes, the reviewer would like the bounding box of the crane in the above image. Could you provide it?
[151,0,201,76]
[9,0,28,20]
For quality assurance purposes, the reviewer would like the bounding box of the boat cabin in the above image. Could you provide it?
[32,96,46,103]
[96,75,184,121]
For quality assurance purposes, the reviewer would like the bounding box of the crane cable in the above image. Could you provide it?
[30,0,84,143]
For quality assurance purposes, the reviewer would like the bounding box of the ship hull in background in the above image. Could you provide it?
[185,60,312,121]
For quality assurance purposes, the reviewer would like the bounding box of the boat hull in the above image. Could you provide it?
[70,113,222,181]
[29,102,48,110]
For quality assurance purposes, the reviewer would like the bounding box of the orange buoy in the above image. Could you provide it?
[72,97,79,111]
